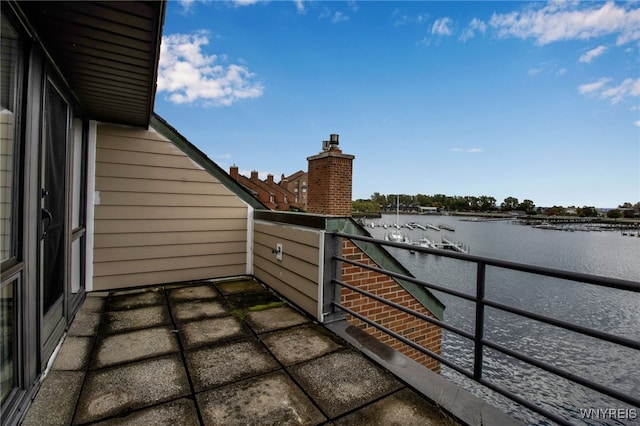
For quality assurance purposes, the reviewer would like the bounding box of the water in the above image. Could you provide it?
[367,214,640,425]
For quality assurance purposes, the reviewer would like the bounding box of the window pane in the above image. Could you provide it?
[72,118,85,230]
[1,279,16,404]
[1,15,18,262]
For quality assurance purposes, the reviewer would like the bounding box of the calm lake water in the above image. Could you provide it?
[367,214,640,426]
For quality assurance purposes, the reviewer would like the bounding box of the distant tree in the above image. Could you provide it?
[619,202,633,209]
[546,206,566,216]
[606,209,622,218]
[579,206,598,217]
[500,196,519,211]
[370,192,387,205]
[517,199,535,214]
[480,195,497,211]
[353,199,380,212]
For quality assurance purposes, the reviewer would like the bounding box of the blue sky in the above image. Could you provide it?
[154,1,640,208]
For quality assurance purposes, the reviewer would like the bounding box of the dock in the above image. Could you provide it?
[440,237,469,254]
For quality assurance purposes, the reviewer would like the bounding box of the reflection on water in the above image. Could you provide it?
[368,214,640,425]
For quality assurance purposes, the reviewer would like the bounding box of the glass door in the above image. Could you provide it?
[40,81,69,350]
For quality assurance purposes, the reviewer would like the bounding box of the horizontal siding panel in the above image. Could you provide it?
[93,265,246,291]
[94,218,247,234]
[96,191,243,207]
[95,241,246,262]
[254,232,319,266]
[95,205,246,220]
[94,253,245,277]
[95,176,232,196]
[96,163,216,183]
[97,148,196,169]
[254,221,320,247]
[253,250,318,298]
[253,243,318,285]
[253,264,317,317]
[98,134,184,155]
[94,230,247,248]
[93,124,250,290]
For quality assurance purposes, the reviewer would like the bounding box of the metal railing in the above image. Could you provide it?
[324,231,640,425]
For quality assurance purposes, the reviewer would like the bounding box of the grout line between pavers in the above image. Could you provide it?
[70,292,107,426]
[162,284,207,426]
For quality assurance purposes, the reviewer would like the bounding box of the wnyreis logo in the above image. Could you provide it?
[579,408,637,421]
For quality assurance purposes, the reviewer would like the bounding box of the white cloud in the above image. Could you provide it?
[179,0,195,13]
[600,78,640,104]
[460,18,487,42]
[432,17,453,36]
[158,33,264,107]
[230,0,261,6]
[579,45,608,63]
[489,2,640,46]
[528,62,567,78]
[331,11,349,24]
[392,9,428,27]
[451,147,483,153]
[293,0,305,14]
[578,77,612,94]
[578,77,640,104]
[634,120,640,127]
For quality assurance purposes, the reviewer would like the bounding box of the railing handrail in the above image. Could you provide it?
[333,231,640,292]
[327,230,640,426]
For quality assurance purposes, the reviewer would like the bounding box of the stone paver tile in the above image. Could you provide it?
[197,371,326,425]
[260,324,343,366]
[334,388,460,426]
[216,279,265,295]
[172,299,228,323]
[93,327,179,368]
[178,316,247,349]
[68,311,101,337]
[106,290,164,311]
[245,306,310,333]
[168,284,218,301]
[80,296,105,313]
[53,336,93,371]
[92,398,200,426]
[74,354,190,425]
[103,305,170,334]
[22,372,84,426]
[288,350,403,418]
[185,339,279,392]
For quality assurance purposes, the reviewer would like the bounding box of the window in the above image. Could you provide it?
[0,13,21,406]
[1,15,20,265]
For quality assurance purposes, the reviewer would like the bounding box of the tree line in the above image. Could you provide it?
[352,193,640,218]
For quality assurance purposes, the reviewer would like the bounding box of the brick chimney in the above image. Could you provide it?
[230,165,239,180]
[250,170,259,183]
[306,134,355,216]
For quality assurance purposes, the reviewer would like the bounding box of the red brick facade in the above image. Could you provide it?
[229,166,300,211]
[340,240,442,373]
[307,147,354,216]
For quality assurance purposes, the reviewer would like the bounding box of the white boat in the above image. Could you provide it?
[534,222,558,230]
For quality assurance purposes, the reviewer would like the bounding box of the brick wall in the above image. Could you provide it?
[340,240,442,373]
[307,149,354,216]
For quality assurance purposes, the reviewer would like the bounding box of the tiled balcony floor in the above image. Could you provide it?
[21,278,459,425]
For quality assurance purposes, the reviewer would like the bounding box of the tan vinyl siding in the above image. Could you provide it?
[93,124,249,290]
[253,220,321,317]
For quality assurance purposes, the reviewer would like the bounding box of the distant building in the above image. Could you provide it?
[229,167,300,211]
[281,170,308,210]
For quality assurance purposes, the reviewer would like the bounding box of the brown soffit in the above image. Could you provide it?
[17,1,166,128]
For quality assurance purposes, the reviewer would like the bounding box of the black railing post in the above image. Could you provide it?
[322,232,345,323]
[474,261,486,380]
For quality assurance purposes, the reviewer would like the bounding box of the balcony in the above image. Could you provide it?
[20,211,638,425]
[21,278,463,425]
